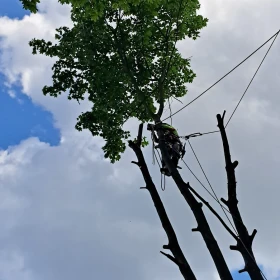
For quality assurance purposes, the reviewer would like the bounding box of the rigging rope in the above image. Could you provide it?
[162,29,280,122]
[151,136,166,191]
[155,149,166,191]
[181,158,231,213]
[225,31,279,128]
[187,139,238,235]
[186,139,268,280]
[174,28,279,141]
[152,30,279,279]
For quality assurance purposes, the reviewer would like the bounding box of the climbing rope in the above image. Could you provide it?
[225,31,279,128]
[165,28,279,144]
[187,140,240,236]
[162,29,280,122]
[150,128,166,191]
[155,149,166,191]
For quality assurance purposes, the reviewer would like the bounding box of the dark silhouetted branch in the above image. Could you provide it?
[239,267,248,274]
[188,186,238,241]
[217,111,264,280]
[129,123,197,280]
[137,123,143,146]
[250,229,257,246]
[156,128,233,280]
[160,251,180,266]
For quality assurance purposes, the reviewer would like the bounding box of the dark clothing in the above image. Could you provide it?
[153,123,182,176]
[161,141,182,176]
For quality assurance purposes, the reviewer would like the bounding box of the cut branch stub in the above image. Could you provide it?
[131,160,140,166]
[222,110,226,120]
[249,229,257,245]
[221,198,229,206]
[239,267,247,274]
[160,251,180,266]
[232,161,239,169]
[230,244,240,251]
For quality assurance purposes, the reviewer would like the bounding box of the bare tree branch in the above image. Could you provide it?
[160,251,180,266]
[172,96,183,104]
[128,124,197,280]
[156,128,233,280]
[188,186,238,241]
[217,111,264,280]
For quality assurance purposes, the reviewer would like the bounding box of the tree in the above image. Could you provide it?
[21,0,265,279]
[25,0,206,162]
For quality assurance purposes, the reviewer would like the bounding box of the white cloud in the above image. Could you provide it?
[0,0,280,279]
[7,90,15,98]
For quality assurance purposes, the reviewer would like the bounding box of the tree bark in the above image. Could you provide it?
[217,112,264,280]
[128,123,197,280]
[155,127,233,280]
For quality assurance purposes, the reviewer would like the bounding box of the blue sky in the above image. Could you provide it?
[0,1,276,280]
[232,270,250,280]
[0,0,30,19]
[0,1,60,150]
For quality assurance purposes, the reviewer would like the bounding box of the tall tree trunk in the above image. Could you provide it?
[217,112,264,280]
[155,127,233,280]
[128,124,197,280]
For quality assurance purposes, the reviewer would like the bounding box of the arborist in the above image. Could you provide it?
[147,122,185,176]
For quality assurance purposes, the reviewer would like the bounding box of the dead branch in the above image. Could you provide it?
[217,111,264,280]
[156,128,233,280]
[128,123,196,280]
[188,186,238,241]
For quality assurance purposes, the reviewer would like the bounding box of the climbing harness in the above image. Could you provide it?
[148,123,199,184]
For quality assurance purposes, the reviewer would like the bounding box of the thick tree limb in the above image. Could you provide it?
[217,111,264,280]
[188,186,238,241]
[156,127,233,280]
[129,124,196,280]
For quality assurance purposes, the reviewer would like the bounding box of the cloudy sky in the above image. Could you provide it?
[0,0,279,279]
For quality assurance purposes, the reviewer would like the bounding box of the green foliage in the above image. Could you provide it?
[20,0,41,13]
[141,137,149,148]
[132,136,149,148]
[27,0,208,162]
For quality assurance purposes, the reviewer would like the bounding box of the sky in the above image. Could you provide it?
[0,0,279,280]
[0,0,60,150]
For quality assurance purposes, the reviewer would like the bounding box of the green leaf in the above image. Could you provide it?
[141,137,149,148]
[28,0,208,162]
[19,0,40,13]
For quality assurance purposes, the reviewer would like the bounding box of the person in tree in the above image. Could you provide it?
[148,122,184,176]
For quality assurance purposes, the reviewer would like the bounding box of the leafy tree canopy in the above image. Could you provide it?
[22,0,208,162]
